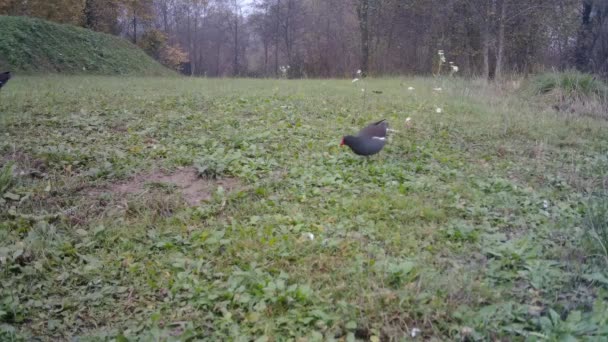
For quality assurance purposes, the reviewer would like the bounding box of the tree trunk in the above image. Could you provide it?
[263,7,269,76]
[575,0,593,71]
[264,40,269,76]
[187,9,193,76]
[84,0,95,29]
[357,0,370,74]
[234,11,239,76]
[482,17,490,79]
[162,2,169,33]
[216,40,222,76]
[133,15,137,44]
[283,0,292,66]
[275,0,281,77]
[481,0,497,79]
[494,0,507,81]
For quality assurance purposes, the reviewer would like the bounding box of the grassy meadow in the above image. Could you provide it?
[1,76,607,341]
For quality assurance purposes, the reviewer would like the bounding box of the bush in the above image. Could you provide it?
[138,29,167,60]
[138,29,188,72]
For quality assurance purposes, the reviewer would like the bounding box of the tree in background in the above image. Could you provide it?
[1,0,605,78]
[122,0,155,44]
[576,0,608,76]
[84,0,121,34]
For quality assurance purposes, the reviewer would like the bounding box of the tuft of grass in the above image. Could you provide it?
[0,15,174,76]
[528,71,608,97]
[525,71,608,118]
[0,162,15,195]
[584,196,608,265]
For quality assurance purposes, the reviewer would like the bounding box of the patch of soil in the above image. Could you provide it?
[104,167,241,206]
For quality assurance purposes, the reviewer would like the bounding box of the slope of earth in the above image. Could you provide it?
[0,16,174,76]
[0,76,607,340]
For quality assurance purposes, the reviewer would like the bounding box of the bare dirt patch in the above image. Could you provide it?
[103,167,241,206]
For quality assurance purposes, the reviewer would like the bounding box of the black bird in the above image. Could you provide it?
[340,119,389,156]
[0,72,11,90]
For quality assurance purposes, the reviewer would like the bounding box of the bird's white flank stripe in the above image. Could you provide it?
[372,137,386,141]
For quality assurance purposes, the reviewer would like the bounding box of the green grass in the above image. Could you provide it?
[1,76,608,340]
[0,16,174,76]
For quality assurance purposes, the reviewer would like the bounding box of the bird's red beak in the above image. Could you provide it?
[340,137,345,146]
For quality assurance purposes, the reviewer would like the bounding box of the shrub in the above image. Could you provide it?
[138,29,188,72]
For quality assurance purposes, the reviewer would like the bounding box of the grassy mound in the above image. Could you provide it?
[526,71,608,118]
[0,16,174,76]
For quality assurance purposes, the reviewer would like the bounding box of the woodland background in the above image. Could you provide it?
[0,0,607,78]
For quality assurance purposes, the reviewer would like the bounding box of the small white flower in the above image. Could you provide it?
[542,200,549,209]
[352,78,360,83]
[361,88,365,92]
[305,233,314,240]
[440,56,446,63]
[357,69,362,74]
[433,87,442,91]
[436,107,443,113]
[451,65,459,73]
[438,50,444,55]
[407,87,415,91]
[461,327,473,337]
[405,117,412,122]
[411,328,421,338]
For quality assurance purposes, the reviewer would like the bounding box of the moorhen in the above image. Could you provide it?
[0,72,11,90]
[340,119,389,156]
